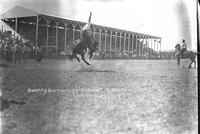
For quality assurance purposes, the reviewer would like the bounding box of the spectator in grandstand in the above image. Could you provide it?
[180,39,187,57]
[81,12,95,45]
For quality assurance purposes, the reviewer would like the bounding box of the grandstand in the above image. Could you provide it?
[0,6,162,59]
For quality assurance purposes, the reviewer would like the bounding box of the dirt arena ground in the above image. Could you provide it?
[0,59,198,134]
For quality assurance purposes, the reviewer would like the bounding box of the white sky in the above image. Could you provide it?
[0,0,198,51]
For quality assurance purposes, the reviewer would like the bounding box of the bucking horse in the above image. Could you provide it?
[69,38,98,65]
[174,44,198,68]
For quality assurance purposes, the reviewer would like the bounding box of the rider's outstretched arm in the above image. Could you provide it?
[88,12,92,24]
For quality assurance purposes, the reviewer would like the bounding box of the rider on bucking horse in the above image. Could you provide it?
[80,12,95,48]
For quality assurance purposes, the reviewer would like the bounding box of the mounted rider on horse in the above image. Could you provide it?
[69,12,98,65]
[174,39,197,68]
[78,12,97,55]
[82,12,96,46]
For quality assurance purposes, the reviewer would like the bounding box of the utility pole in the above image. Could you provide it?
[197,0,199,51]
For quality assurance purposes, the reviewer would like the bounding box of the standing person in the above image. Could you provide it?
[180,39,187,57]
[35,46,43,64]
[81,12,95,46]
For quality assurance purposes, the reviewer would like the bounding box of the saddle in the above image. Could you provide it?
[180,51,190,58]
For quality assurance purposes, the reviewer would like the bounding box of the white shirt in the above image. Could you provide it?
[83,12,92,31]
[181,42,187,49]
[82,23,91,31]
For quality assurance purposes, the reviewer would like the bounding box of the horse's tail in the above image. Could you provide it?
[195,52,200,55]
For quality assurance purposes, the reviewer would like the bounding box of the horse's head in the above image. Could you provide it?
[175,43,180,50]
[174,43,181,58]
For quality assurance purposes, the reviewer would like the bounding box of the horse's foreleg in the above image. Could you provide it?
[188,60,192,69]
[193,60,196,68]
[89,51,93,59]
[81,53,90,65]
[177,58,180,67]
[74,54,80,62]
[193,61,196,68]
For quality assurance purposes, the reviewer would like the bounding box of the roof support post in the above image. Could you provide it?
[105,33,107,52]
[151,37,153,56]
[139,36,142,57]
[131,34,134,55]
[154,38,156,52]
[160,38,162,52]
[63,21,69,52]
[119,33,122,52]
[36,15,39,48]
[159,38,161,58]
[46,20,50,47]
[153,38,155,55]
[64,26,67,52]
[141,36,144,57]
[147,37,149,54]
[110,31,112,53]
[123,35,126,53]
[141,36,143,57]
[157,38,159,52]
[144,36,146,55]
[71,22,77,42]
[145,36,147,55]
[15,17,18,33]
[55,20,61,52]
[72,29,75,42]
[128,34,130,55]
[115,33,117,52]
[135,35,138,57]
[56,25,58,51]
[138,36,140,57]
[99,30,102,52]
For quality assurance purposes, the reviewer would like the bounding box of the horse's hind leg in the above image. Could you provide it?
[194,60,196,68]
[74,54,80,62]
[193,60,196,68]
[188,60,192,69]
[81,53,90,65]
[89,51,93,59]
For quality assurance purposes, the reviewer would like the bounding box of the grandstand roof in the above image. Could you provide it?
[0,6,161,38]
[0,6,39,18]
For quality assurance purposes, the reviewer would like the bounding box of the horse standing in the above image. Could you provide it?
[174,44,197,68]
[69,38,98,65]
